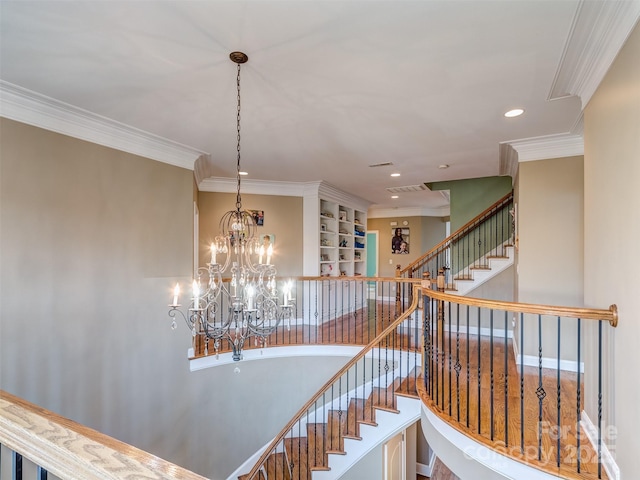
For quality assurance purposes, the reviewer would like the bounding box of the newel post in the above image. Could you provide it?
[437,268,445,339]
[395,264,402,311]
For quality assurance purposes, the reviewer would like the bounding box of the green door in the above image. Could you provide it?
[366,231,378,277]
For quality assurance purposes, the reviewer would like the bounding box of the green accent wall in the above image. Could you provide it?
[428,176,512,232]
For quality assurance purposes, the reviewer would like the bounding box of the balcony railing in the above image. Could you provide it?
[420,286,618,479]
[2,277,618,480]
[188,276,420,361]
[0,390,208,480]
[240,284,423,480]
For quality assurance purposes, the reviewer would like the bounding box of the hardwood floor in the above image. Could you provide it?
[194,301,415,357]
[417,458,460,480]
[225,302,607,480]
[420,332,607,480]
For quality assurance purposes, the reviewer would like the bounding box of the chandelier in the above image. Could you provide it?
[169,51,294,362]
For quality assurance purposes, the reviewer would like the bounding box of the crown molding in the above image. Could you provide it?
[368,205,450,219]
[316,181,372,212]
[507,132,584,163]
[549,0,640,108]
[199,178,372,210]
[498,143,519,182]
[199,177,315,197]
[0,81,205,169]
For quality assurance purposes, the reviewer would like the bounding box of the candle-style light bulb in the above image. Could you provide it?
[258,245,264,265]
[246,285,255,310]
[210,243,216,264]
[266,244,273,265]
[172,282,180,306]
[192,280,200,309]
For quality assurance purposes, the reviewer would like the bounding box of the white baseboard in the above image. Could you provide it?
[444,324,513,339]
[416,448,436,476]
[581,410,620,480]
[511,335,584,373]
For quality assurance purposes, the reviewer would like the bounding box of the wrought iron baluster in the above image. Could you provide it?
[520,312,525,454]
[598,320,603,479]
[490,309,495,441]
[477,306,481,434]
[576,318,582,473]
[556,316,561,467]
[349,362,356,438]
[329,383,334,455]
[455,303,461,421]
[537,314,545,461]
[448,301,453,417]
[333,279,337,342]
[424,294,431,396]
[466,304,470,429]
[504,310,509,447]
[495,206,499,257]
[434,297,440,409]
[314,281,319,344]
[13,451,22,480]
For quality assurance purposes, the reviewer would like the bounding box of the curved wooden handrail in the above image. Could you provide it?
[0,390,207,480]
[402,191,514,275]
[244,284,422,480]
[214,275,421,284]
[423,287,618,327]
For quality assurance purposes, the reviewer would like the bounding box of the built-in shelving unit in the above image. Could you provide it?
[300,182,370,321]
[315,193,367,277]
[303,181,369,278]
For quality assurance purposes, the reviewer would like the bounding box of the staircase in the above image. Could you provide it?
[233,290,423,480]
[445,242,514,296]
[399,191,515,296]
[238,369,421,480]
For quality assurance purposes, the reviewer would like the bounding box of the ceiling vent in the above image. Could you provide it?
[369,162,394,168]
[386,184,428,193]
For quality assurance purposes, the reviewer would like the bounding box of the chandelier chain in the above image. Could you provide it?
[236,62,242,211]
[167,51,293,363]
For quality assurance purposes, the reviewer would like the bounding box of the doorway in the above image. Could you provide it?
[366,230,378,277]
[383,431,406,480]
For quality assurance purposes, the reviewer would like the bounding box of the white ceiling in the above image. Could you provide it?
[1,1,637,214]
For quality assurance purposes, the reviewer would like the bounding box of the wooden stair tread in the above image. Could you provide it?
[284,437,329,480]
[349,397,377,429]
[454,275,473,281]
[395,368,422,398]
[370,381,400,413]
[266,452,291,480]
[327,409,346,453]
[306,423,331,470]
[238,471,266,480]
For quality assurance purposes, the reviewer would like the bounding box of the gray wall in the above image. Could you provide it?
[583,22,640,478]
[0,118,350,479]
[517,156,584,307]
[515,156,584,363]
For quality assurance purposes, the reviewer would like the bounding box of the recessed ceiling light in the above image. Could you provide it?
[438,164,449,169]
[390,173,401,177]
[391,195,399,199]
[239,171,248,176]
[504,108,524,118]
